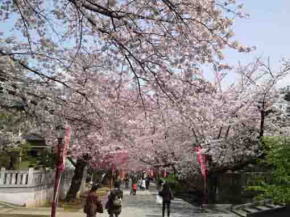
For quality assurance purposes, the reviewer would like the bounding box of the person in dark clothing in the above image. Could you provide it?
[145,176,151,190]
[84,185,103,217]
[157,178,164,190]
[105,181,123,217]
[124,176,129,189]
[159,182,174,217]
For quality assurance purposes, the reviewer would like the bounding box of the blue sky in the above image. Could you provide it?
[220,0,290,87]
[225,0,290,63]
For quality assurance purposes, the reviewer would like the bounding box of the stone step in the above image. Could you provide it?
[231,209,248,217]
[231,202,286,217]
[255,205,271,211]
[243,207,260,213]
[264,203,284,209]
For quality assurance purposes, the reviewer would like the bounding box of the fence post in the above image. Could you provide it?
[80,166,87,193]
[11,172,16,185]
[27,167,34,186]
[0,167,5,185]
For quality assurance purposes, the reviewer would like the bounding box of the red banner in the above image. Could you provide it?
[194,146,208,179]
[163,168,167,177]
[149,169,154,177]
[194,146,209,204]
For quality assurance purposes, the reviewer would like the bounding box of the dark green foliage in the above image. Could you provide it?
[248,137,290,204]
[0,140,56,169]
[162,174,185,193]
[0,150,19,169]
[20,142,56,169]
[34,148,56,169]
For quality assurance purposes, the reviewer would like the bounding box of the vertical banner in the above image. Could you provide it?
[194,146,208,179]
[150,169,154,177]
[120,170,125,180]
[194,146,208,204]
[163,168,167,177]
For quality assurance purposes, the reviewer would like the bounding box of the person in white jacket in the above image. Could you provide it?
[141,178,146,190]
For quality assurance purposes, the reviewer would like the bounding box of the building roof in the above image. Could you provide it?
[23,133,45,142]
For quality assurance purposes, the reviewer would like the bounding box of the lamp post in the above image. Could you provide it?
[51,125,65,217]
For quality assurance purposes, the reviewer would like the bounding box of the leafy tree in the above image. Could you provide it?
[0,111,24,169]
[248,137,290,204]
[0,108,56,169]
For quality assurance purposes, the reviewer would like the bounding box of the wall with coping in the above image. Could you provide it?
[0,167,86,207]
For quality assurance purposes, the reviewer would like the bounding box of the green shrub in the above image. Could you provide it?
[163,174,186,193]
[248,137,290,204]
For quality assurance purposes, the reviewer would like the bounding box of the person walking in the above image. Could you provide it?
[131,182,137,195]
[105,181,123,217]
[84,185,103,217]
[124,176,129,189]
[159,182,174,217]
[141,178,146,190]
[157,178,164,191]
[137,178,142,190]
[130,176,138,195]
[145,176,151,190]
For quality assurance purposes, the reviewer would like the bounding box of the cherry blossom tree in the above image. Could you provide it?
[125,59,290,178]
[0,0,254,171]
[2,1,290,203]
[0,0,253,102]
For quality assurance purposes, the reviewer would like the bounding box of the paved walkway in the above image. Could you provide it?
[0,188,237,217]
[116,189,237,217]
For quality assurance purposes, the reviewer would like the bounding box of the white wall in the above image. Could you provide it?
[0,168,86,207]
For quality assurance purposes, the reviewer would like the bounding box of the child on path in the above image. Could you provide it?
[131,183,137,195]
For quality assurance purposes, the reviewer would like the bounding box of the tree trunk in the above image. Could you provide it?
[8,153,17,170]
[207,173,218,204]
[259,109,265,138]
[65,158,87,201]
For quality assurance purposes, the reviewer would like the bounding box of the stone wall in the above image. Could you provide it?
[211,171,269,204]
[0,167,86,207]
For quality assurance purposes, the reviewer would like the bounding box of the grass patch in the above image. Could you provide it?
[59,186,110,211]
[97,187,110,197]
[59,198,83,211]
